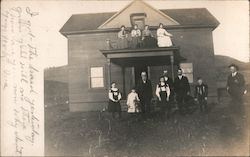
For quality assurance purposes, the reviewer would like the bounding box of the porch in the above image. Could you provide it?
[100,46,185,98]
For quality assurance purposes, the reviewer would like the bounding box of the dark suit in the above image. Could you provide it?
[164,76,174,101]
[174,76,190,114]
[136,79,153,116]
[194,83,208,112]
[227,72,245,104]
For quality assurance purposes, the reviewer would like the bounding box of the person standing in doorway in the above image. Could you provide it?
[174,69,191,115]
[136,72,153,119]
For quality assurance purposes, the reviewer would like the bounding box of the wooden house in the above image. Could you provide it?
[60,0,219,111]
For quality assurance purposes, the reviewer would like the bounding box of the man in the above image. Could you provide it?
[194,77,208,113]
[227,64,247,105]
[136,72,153,119]
[174,69,191,115]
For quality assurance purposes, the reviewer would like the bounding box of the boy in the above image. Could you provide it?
[194,77,208,113]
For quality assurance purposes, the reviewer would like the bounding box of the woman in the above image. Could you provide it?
[108,82,122,119]
[130,24,141,48]
[117,25,128,49]
[157,23,173,47]
[142,25,157,48]
[156,76,171,120]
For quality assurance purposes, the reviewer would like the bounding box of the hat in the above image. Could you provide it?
[228,64,239,70]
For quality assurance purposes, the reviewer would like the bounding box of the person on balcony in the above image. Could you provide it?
[130,24,141,48]
[142,25,157,48]
[157,23,173,47]
[117,25,128,49]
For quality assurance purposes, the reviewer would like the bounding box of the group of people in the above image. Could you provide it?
[108,64,247,120]
[108,69,210,120]
[117,23,173,49]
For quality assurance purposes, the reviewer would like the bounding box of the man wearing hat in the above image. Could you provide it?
[227,64,247,105]
[136,71,153,119]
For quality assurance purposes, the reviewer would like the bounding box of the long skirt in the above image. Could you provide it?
[130,37,141,48]
[157,36,173,47]
[142,36,157,48]
[108,100,121,113]
[117,38,128,49]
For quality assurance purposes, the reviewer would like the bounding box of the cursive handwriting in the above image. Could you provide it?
[1,6,41,156]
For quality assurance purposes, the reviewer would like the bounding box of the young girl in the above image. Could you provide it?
[108,82,122,119]
[127,88,140,113]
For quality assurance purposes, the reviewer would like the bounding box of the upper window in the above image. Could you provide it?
[90,67,104,88]
[130,13,147,29]
[180,63,193,83]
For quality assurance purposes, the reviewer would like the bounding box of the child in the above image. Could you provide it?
[108,82,122,119]
[156,76,171,120]
[194,77,208,113]
[127,88,140,113]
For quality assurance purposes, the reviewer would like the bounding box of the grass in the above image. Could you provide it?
[45,100,249,156]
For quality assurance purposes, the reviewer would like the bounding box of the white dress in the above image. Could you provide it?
[157,28,173,47]
[126,92,140,113]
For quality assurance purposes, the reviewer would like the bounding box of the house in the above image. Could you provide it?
[60,0,220,111]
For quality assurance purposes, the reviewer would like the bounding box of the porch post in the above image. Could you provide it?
[107,58,111,89]
[170,55,174,81]
[122,66,126,97]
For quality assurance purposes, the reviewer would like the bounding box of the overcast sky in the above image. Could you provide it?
[2,0,249,68]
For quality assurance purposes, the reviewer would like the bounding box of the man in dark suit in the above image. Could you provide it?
[136,71,153,118]
[174,69,191,115]
[227,64,247,105]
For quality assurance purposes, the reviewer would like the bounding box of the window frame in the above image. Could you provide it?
[89,66,105,89]
[180,63,194,83]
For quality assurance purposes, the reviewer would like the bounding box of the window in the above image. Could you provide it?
[90,67,104,88]
[130,13,146,29]
[180,63,193,83]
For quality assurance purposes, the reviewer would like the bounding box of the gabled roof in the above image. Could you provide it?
[98,0,180,29]
[60,8,219,36]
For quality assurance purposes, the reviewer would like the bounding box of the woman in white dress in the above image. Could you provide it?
[157,23,173,47]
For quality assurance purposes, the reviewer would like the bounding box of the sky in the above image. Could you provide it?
[2,0,249,68]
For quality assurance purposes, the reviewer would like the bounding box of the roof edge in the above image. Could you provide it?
[60,24,218,37]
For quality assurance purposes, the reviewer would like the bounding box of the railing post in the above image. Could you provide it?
[107,58,111,89]
[170,55,174,81]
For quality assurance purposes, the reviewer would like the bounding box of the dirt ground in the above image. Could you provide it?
[45,99,249,156]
